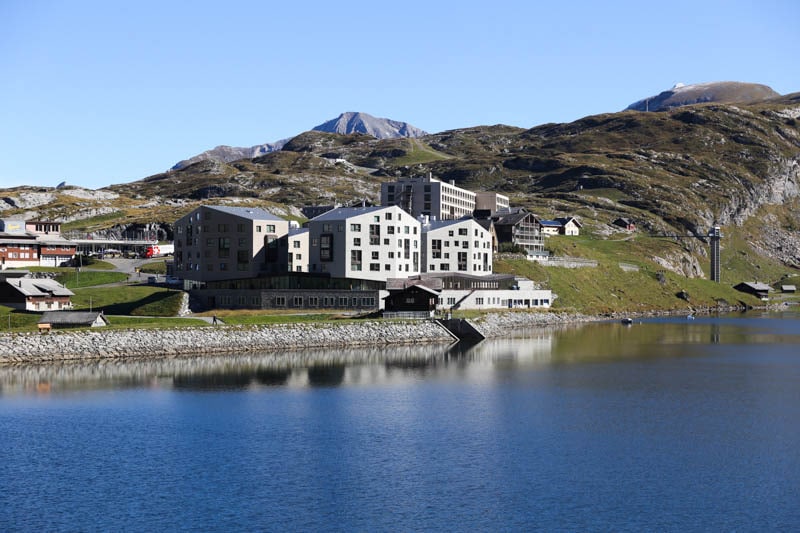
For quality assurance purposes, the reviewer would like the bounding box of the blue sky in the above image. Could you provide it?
[1,0,798,189]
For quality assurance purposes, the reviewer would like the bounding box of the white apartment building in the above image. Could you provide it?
[421,218,493,275]
[174,205,289,283]
[308,205,421,282]
[287,228,309,272]
[381,174,476,220]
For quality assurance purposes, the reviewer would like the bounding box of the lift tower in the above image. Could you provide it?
[709,226,721,283]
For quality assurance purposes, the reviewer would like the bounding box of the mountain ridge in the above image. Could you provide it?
[626,81,780,112]
[171,111,426,170]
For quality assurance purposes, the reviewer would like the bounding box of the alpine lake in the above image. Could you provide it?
[2,310,799,531]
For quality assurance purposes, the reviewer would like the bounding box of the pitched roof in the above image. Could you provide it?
[422,218,479,231]
[492,211,532,226]
[310,205,391,222]
[205,205,285,221]
[556,217,582,227]
[736,282,771,291]
[39,311,107,325]
[4,278,74,297]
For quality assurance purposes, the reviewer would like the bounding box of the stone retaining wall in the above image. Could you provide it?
[0,321,453,364]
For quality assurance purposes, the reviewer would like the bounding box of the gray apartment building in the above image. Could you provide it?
[174,205,289,284]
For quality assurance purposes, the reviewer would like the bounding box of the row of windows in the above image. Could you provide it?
[177,224,277,235]
[271,296,377,308]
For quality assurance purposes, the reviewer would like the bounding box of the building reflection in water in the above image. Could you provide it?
[0,331,559,395]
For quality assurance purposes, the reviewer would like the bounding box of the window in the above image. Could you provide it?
[320,234,333,261]
[387,226,395,235]
[309,297,319,307]
[338,225,344,232]
[265,236,279,262]
[404,226,410,234]
[266,224,276,233]
[353,237,361,246]
[448,230,454,237]
[293,240,301,248]
[218,237,231,258]
[385,212,392,221]
[370,263,380,271]
[384,238,390,245]
[440,263,450,271]
[350,223,361,232]
[371,251,379,260]
[293,296,303,307]
[459,228,468,236]
[447,297,456,305]
[350,249,362,271]
[373,215,380,222]
[323,223,332,232]
[218,224,229,232]
[339,297,348,307]
[432,239,442,259]
[462,241,469,248]
[429,264,436,271]
[475,298,484,305]
[458,252,467,271]
[369,224,380,245]
[388,251,394,258]
[275,296,286,306]
[237,223,245,232]
[256,225,262,233]
[384,264,390,270]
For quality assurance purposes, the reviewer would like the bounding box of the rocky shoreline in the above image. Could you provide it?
[0,311,594,364]
[1,304,788,365]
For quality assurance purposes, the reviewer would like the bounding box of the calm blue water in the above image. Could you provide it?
[2,310,800,531]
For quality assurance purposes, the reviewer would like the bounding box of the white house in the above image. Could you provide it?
[308,205,421,282]
[421,217,493,275]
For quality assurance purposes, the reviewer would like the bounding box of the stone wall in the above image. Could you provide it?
[0,320,453,364]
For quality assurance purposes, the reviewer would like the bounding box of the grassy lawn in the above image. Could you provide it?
[138,261,167,274]
[55,271,129,289]
[207,310,344,325]
[104,316,209,328]
[71,286,184,316]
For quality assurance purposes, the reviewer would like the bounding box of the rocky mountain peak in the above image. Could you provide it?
[626,81,780,112]
[170,112,426,170]
[313,111,427,139]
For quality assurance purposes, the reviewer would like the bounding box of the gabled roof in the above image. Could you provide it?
[386,277,444,292]
[492,211,534,226]
[205,205,285,221]
[735,282,771,292]
[781,284,797,291]
[4,278,74,297]
[310,205,392,222]
[422,217,480,232]
[556,217,582,227]
[39,311,107,325]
